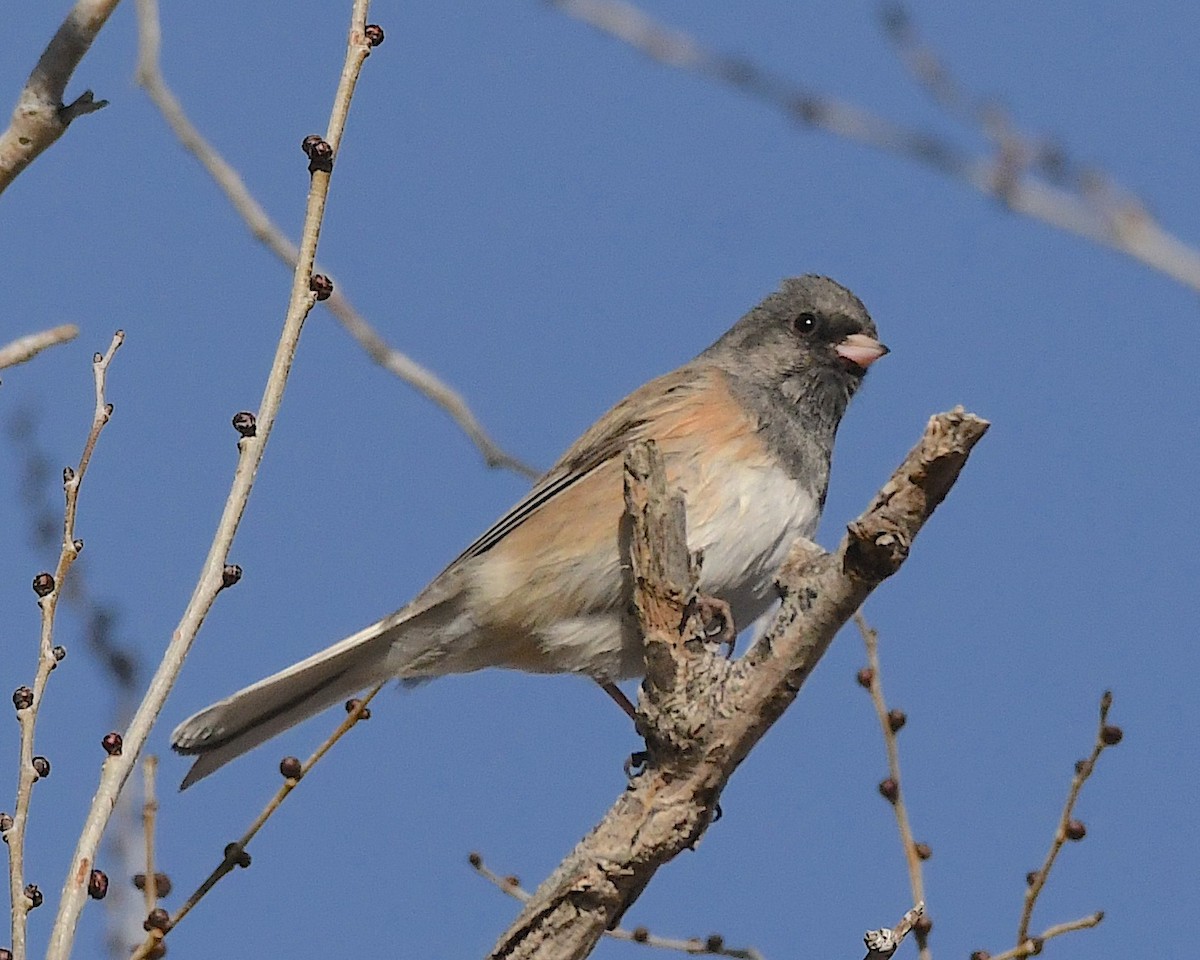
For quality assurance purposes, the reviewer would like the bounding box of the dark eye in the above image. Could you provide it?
[794,312,822,336]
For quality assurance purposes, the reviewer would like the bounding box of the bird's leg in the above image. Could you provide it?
[599,681,639,722]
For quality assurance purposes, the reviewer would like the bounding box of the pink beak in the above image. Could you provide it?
[835,332,889,369]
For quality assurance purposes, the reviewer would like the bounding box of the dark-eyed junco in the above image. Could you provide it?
[173,275,886,787]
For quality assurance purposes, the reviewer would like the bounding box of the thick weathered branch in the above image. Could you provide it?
[488,408,988,960]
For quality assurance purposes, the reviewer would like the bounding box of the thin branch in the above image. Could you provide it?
[990,911,1104,960]
[855,613,930,960]
[42,6,378,956]
[488,409,989,960]
[1015,692,1118,945]
[133,0,538,480]
[4,404,144,960]
[470,853,766,959]
[0,0,118,194]
[6,331,123,960]
[0,325,79,372]
[140,757,159,915]
[548,0,1200,292]
[129,688,383,960]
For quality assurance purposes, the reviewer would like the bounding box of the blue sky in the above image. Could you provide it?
[3,2,1198,958]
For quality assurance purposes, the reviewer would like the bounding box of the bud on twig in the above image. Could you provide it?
[88,869,109,900]
[134,873,173,897]
[364,24,385,46]
[13,687,33,711]
[221,565,242,589]
[279,756,302,779]
[32,573,55,597]
[101,732,123,756]
[223,843,251,869]
[878,777,899,803]
[301,135,333,172]
[309,274,334,301]
[32,757,50,779]
[144,907,170,932]
[231,411,257,438]
[855,667,874,688]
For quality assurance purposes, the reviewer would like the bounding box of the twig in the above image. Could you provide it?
[6,331,123,960]
[4,405,144,960]
[0,325,79,372]
[42,6,378,957]
[855,613,930,960]
[864,902,924,960]
[488,410,989,960]
[548,0,1200,292]
[132,0,538,480]
[0,0,119,194]
[129,688,383,960]
[470,852,766,959]
[1015,692,1118,945]
[140,757,159,914]
[989,911,1104,960]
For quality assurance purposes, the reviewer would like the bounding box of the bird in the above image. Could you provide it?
[172,275,887,788]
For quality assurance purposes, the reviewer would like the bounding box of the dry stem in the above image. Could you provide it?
[129,687,383,959]
[133,0,537,480]
[992,911,1103,960]
[140,756,159,914]
[42,5,376,956]
[0,0,119,194]
[1015,692,1116,944]
[5,330,122,960]
[855,613,929,960]
[0,325,79,372]
[549,0,1200,292]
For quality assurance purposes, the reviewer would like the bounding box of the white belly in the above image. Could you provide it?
[535,457,819,680]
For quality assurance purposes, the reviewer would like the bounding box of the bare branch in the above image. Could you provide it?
[129,688,382,959]
[856,614,930,960]
[43,5,379,956]
[6,331,123,960]
[548,0,1200,292]
[990,911,1104,960]
[133,0,538,480]
[140,756,159,915]
[487,409,989,960]
[471,852,766,959]
[0,325,79,372]
[0,0,119,194]
[1015,693,1119,945]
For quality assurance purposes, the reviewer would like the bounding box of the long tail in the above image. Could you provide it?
[172,605,437,789]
